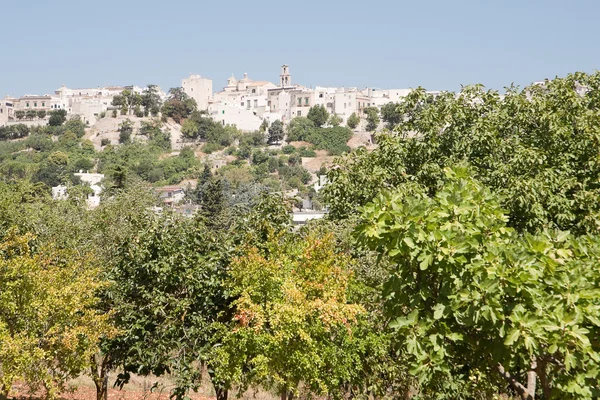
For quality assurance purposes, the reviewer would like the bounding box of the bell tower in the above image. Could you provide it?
[280,64,291,87]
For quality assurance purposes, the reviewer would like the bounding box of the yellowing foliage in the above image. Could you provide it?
[0,230,114,399]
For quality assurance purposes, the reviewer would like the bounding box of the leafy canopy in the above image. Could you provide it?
[358,166,600,399]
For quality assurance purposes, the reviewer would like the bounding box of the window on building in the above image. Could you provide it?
[297,111,301,116]
[26,103,29,107]
[319,93,323,98]
[252,89,256,93]
[305,97,309,105]
[191,88,193,91]
[298,98,302,106]
[42,102,45,107]
[344,103,346,108]
[222,110,225,114]
[241,103,244,107]
[34,103,37,107]
[254,100,258,108]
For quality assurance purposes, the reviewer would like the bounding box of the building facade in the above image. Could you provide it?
[182,74,213,111]
[0,98,15,126]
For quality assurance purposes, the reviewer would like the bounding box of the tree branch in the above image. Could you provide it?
[497,363,533,400]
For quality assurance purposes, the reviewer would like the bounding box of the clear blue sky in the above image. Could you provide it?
[1,0,598,97]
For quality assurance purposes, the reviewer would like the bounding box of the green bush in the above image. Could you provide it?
[282,145,296,154]
[307,126,352,156]
[287,117,316,141]
[202,142,223,154]
[299,147,316,157]
[239,130,265,147]
[101,138,110,147]
[224,146,237,155]
[236,145,251,159]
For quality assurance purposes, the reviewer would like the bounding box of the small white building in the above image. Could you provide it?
[313,175,328,193]
[52,185,68,200]
[292,211,326,225]
[75,172,104,186]
[156,186,185,207]
[74,172,104,208]
[0,98,15,126]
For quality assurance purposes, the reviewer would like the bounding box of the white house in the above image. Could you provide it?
[156,186,186,206]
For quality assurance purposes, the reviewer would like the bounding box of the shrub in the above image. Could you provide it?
[239,131,265,147]
[282,145,296,154]
[202,142,223,154]
[224,146,237,155]
[307,126,353,155]
[101,138,110,147]
[299,147,316,157]
[347,112,360,129]
[287,117,316,141]
[252,150,269,165]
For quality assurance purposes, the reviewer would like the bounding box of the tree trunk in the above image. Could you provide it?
[215,386,228,400]
[91,354,110,400]
[497,361,537,400]
[536,358,552,399]
[280,387,293,400]
[0,384,9,400]
[207,366,228,400]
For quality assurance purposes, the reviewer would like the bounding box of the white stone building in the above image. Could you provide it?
[75,172,104,208]
[209,72,277,131]
[0,98,15,126]
[182,74,213,111]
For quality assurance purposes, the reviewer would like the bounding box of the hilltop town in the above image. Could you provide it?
[0,64,438,219]
[0,64,436,130]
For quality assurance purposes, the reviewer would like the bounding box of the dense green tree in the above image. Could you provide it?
[141,84,162,116]
[0,124,29,140]
[259,119,269,133]
[64,116,86,138]
[36,110,46,119]
[181,119,199,138]
[118,119,134,144]
[107,214,233,400]
[323,72,600,233]
[380,102,402,129]
[25,109,37,120]
[307,105,329,127]
[48,109,67,126]
[140,120,171,150]
[364,107,380,132]
[347,112,360,129]
[161,87,198,123]
[306,126,353,155]
[358,166,600,399]
[239,130,265,147]
[287,116,316,141]
[328,113,343,127]
[200,177,226,219]
[267,120,284,144]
